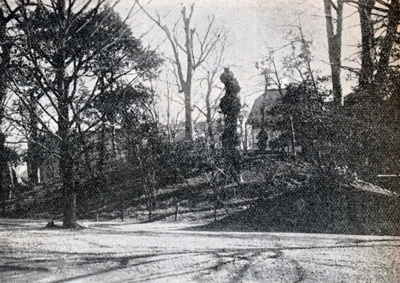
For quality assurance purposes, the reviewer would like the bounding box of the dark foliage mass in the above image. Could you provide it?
[219,68,242,183]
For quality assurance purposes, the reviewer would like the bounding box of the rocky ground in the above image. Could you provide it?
[1,218,399,282]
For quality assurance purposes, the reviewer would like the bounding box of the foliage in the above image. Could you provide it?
[5,1,162,227]
[265,81,330,156]
[219,68,242,182]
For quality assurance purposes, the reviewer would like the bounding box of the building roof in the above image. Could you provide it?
[247,89,286,127]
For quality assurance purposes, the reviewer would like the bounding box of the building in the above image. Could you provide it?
[160,120,223,146]
[37,125,129,184]
[246,89,286,150]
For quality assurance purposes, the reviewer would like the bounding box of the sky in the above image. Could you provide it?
[111,0,361,123]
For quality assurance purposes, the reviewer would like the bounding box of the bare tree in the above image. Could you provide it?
[256,48,295,155]
[281,21,318,95]
[195,37,227,148]
[257,49,285,96]
[323,0,343,108]
[158,72,184,142]
[137,1,226,141]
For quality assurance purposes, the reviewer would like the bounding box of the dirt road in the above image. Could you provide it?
[1,219,399,282]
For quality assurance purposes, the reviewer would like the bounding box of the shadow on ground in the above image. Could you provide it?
[191,185,400,236]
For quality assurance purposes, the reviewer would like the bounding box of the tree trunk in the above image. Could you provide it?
[183,85,193,142]
[290,115,297,157]
[358,0,376,91]
[374,0,399,91]
[0,13,11,216]
[205,87,215,148]
[120,203,124,222]
[60,106,76,228]
[148,202,152,222]
[243,123,248,152]
[174,202,179,221]
[146,186,154,222]
[56,0,77,229]
[214,202,217,221]
[97,122,106,173]
[183,7,194,142]
[323,0,343,108]
[27,90,39,185]
[0,134,7,217]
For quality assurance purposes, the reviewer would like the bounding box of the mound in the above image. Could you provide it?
[199,180,400,236]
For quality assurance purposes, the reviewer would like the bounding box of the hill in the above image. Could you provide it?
[3,154,399,235]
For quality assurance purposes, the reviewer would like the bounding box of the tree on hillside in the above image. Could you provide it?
[7,1,161,228]
[282,22,318,95]
[337,0,400,177]
[137,1,227,142]
[345,0,399,99]
[255,25,322,156]
[256,49,285,96]
[268,81,332,159]
[323,0,343,108]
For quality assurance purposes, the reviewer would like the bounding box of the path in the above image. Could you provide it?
[1,219,399,282]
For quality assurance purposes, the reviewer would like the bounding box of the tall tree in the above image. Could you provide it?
[10,1,160,228]
[347,0,399,99]
[0,3,11,216]
[345,0,400,177]
[0,0,33,215]
[323,0,343,108]
[371,0,399,93]
[358,0,377,91]
[137,1,226,141]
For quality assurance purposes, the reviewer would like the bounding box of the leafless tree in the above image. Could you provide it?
[323,0,343,108]
[159,72,184,142]
[194,36,228,148]
[137,1,227,142]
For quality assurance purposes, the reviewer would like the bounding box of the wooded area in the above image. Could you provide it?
[0,0,398,231]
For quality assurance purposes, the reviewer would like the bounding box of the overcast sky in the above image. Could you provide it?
[112,0,361,122]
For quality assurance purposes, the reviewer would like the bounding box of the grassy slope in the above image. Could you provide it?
[5,155,400,235]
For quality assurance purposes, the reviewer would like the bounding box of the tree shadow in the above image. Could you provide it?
[48,250,211,283]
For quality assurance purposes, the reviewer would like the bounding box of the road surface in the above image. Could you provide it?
[1,219,399,282]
